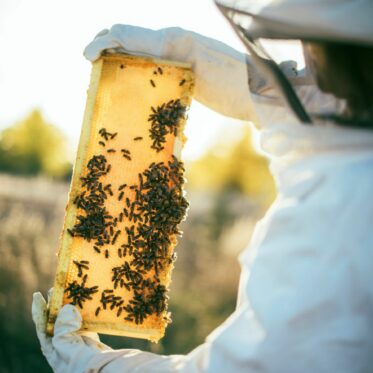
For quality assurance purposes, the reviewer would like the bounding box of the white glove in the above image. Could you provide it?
[32,292,112,373]
[84,25,256,121]
[32,291,189,372]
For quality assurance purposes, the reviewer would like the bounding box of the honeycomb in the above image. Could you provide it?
[46,54,194,342]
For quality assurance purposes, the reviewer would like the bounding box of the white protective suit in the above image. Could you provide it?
[32,25,373,373]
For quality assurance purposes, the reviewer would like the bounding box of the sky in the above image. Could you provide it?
[0,0,252,161]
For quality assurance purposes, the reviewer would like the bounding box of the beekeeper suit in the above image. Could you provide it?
[32,0,373,372]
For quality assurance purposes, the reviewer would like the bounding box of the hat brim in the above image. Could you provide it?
[215,0,373,47]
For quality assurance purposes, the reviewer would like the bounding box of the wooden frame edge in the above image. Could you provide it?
[46,59,104,335]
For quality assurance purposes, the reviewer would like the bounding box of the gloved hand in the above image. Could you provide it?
[84,25,256,121]
[32,292,112,373]
[32,292,189,372]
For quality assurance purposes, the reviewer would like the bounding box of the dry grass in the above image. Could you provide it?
[0,174,67,372]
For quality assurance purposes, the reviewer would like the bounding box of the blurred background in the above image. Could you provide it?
[0,1,276,371]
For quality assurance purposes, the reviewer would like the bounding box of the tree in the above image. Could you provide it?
[0,110,71,179]
[186,125,276,205]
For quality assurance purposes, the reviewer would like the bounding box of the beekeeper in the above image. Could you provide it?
[32,0,373,372]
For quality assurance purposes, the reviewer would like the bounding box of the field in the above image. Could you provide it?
[0,173,263,372]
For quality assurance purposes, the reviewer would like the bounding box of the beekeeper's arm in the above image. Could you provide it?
[83,24,323,129]
[83,24,258,122]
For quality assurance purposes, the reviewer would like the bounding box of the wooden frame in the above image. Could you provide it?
[46,54,194,342]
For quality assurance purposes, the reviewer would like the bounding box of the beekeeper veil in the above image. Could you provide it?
[215,0,373,128]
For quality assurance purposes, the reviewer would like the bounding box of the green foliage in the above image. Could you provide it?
[186,125,276,206]
[0,110,72,179]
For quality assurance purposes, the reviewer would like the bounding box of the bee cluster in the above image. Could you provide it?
[65,261,99,309]
[148,99,186,152]
[65,71,189,325]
